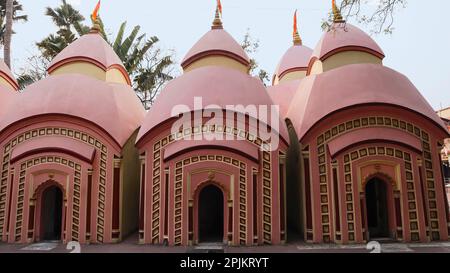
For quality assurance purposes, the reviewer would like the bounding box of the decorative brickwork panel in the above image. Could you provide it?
[343,147,419,242]
[15,156,81,242]
[175,155,247,245]
[0,127,108,242]
[150,124,273,244]
[315,116,436,242]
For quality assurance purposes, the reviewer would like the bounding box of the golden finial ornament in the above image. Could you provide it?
[212,0,223,29]
[90,19,101,33]
[332,0,345,23]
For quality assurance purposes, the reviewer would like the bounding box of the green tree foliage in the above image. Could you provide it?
[241,29,270,86]
[0,0,27,44]
[36,0,87,60]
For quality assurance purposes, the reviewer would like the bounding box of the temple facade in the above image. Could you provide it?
[270,5,450,244]
[0,2,449,246]
[136,11,289,246]
[0,22,145,244]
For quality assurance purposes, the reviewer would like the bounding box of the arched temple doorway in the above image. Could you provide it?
[40,186,63,241]
[198,184,224,243]
[365,177,390,239]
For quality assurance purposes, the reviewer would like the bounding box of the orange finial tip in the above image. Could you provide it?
[90,0,101,33]
[293,10,302,45]
[217,0,223,16]
[92,0,101,22]
[212,0,223,29]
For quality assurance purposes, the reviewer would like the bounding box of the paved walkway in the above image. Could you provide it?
[1,234,450,253]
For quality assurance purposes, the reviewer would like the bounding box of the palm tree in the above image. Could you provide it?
[36,34,71,60]
[0,0,28,45]
[134,54,174,109]
[3,0,13,67]
[108,22,174,108]
[36,0,87,60]
[44,0,84,31]
[112,22,159,72]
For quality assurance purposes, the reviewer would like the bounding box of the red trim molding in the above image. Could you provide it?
[181,50,250,69]
[307,46,385,76]
[320,46,385,63]
[47,57,131,86]
[278,67,308,80]
[10,136,96,164]
[0,71,19,90]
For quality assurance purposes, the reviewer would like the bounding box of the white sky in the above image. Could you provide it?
[10,0,450,110]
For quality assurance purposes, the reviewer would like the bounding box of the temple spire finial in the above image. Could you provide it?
[90,0,101,33]
[293,10,302,46]
[332,0,345,23]
[212,0,223,30]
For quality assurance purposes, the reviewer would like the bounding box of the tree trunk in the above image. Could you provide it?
[4,0,14,68]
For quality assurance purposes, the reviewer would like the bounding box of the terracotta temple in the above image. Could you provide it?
[0,2,449,246]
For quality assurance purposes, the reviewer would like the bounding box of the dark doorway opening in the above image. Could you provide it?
[366,178,390,239]
[199,185,224,243]
[41,186,63,241]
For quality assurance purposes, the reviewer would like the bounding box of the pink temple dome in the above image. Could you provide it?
[0,59,18,90]
[181,28,250,69]
[137,66,288,143]
[311,23,385,62]
[47,33,131,84]
[287,63,448,140]
[274,45,313,79]
[267,79,301,120]
[0,74,145,147]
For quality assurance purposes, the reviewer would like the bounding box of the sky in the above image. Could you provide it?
[10,0,450,110]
